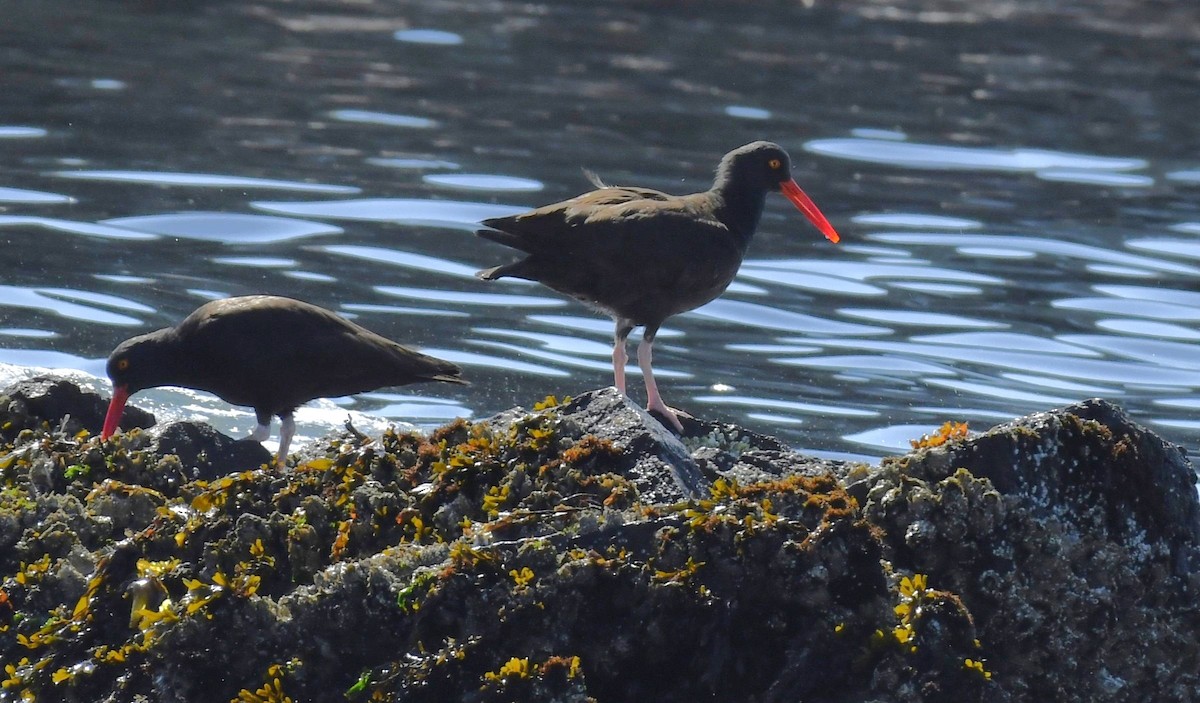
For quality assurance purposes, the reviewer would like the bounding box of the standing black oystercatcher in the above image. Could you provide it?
[101,295,466,467]
[475,141,840,432]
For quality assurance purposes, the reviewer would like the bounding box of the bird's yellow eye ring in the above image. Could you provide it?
[768,158,782,169]
[117,359,130,371]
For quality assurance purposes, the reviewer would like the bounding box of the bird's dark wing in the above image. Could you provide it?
[478,187,720,254]
[477,191,741,324]
[178,297,462,413]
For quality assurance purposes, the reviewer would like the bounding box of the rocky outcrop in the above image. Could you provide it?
[0,375,154,441]
[862,400,1200,702]
[0,377,1196,702]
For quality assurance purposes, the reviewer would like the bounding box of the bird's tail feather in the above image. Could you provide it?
[476,264,510,281]
[476,226,534,252]
[423,356,468,385]
[430,373,469,385]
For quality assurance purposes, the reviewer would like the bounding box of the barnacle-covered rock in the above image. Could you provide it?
[146,421,271,480]
[0,380,1196,703]
[552,389,707,501]
[865,398,1200,702]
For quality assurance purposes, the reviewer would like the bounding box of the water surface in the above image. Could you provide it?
[4,0,1200,461]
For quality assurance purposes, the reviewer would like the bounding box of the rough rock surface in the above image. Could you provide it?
[146,422,271,481]
[862,400,1200,702]
[0,379,1196,703]
[0,375,154,440]
[555,389,708,501]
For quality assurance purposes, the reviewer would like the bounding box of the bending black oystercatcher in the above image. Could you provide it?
[101,295,466,467]
[475,141,840,432]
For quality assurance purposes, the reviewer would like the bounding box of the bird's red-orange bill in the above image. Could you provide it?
[101,385,129,440]
[780,179,841,243]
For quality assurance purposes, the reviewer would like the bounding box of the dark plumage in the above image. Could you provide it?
[475,141,840,431]
[102,295,466,467]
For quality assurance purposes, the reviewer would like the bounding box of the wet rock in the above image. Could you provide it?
[147,421,271,479]
[0,379,1196,703]
[552,388,708,501]
[864,398,1200,702]
[0,374,154,439]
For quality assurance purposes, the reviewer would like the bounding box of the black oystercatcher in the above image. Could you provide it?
[475,141,840,432]
[101,295,466,467]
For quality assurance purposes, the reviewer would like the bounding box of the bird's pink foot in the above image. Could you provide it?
[646,396,685,434]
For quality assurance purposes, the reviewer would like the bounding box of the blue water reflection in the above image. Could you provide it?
[423,174,544,192]
[418,348,570,378]
[470,339,688,378]
[375,286,567,308]
[744,258,1007,285]
[0,187,75,204]
[475,328,617,357]
[691,299,888,335]
[0,286,145,326]
[367,157,462,170]
[837,309,1005,329]
[340,303,470,319]
[0,328,57,339]
[285,271,338,283]
[5,0,1200,463]
[0,126,47,138]
[53,171,360,194]
[910,332,1098,356]
[1052,298,1200,321]
[101,213,342,243]
[844,425,946,452]
[724,106,771,120]
[1057,336,1200,370]
[872,233,1200,275]
[328,110,437,129]
[852,213,982,229]
[394,29,464,45]
[1127,238,1200,260]
[320,245,492,280]
[252,199,525,229]
[1000,373,1119,395]
[211,257,297,268]
[924,378,1077,407]
[525,315,683,340]
[1167,171,1200,184]
[0,216,158,241]
[693,394,878,418]
[759,354,955,377]
[789,338,1200,387]
[737,266,888,296]
[1035,169,1155,187]
[806,137,1147,173]
[1094,319,1200,341]
[1092,284,1200,308]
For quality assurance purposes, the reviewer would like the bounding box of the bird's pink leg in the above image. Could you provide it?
[249,422,271,443]
[613,323,632,394]
[275,412,296,469]
[637,336,684,433]
[613,340,627,394]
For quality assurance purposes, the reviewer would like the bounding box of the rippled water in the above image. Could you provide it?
[4,0,1200,462]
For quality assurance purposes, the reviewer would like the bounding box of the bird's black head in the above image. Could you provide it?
[106,329,177,395]
[716,141,795,192]
[715,141,841,243]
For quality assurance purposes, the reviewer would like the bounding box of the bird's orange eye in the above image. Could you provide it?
[768,158,782,169]
[117,359,130,371]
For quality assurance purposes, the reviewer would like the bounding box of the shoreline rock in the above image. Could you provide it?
[0,376,1196,702]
